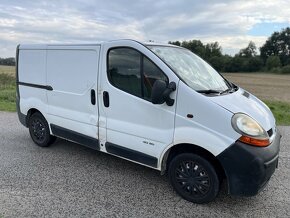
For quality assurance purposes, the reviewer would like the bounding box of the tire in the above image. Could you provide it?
[168,153,220,204]
[28,112,56,147]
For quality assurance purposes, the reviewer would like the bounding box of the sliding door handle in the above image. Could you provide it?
[91,89,96,105]
[103,91,109,107]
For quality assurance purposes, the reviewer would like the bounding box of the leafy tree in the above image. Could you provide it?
[208,56,224,72]
[248,57,263,72]
[225,56,245,72]
[205,42,222,58]
[266,56,282,70]
[235,41,263,71]
[260,27,290,66]
[218,55,231,72]
[181,40,206,59]
[168,28,290,73]
[0,57,15,66]
[168,41,181,46]
[239,41,257,57]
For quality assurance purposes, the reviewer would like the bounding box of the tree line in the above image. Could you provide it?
[169,27,290,73]
[0,57,15,66]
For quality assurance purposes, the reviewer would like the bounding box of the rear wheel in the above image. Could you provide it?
[168,153,220,203]
[28,112,56,147]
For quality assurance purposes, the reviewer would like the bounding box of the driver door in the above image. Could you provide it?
[98,41,178,168]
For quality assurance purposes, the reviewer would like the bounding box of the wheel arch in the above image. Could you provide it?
[25,108,42,125]
[25,108,50,133]
[160,143,226,180]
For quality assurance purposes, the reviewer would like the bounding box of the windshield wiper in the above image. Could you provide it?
[197,89,221,94]
[219,88,233,95]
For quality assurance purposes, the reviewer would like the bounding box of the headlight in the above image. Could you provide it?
[232,113,270,147]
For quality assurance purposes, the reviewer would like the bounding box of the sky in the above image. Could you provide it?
[0,0,290,57]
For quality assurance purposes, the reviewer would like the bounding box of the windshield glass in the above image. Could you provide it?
[147,45,230,92]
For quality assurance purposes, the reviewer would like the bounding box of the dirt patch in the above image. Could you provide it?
[223,73,290,103]
[0,65,15,76]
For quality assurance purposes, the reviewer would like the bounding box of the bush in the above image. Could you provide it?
[280,65,290,74]
[0,57,15,66]
[269,67,282,74]
[266,56,281,70]
[224,56,263,72]
[248,57,263,72]
[225,56,244,72]
[208,56,224,72]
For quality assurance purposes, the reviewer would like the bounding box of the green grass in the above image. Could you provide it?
[263,100,290,126]
[0,73,16,112]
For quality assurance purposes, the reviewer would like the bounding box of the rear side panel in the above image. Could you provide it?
[18,48,48,118]
[17,45,100,149]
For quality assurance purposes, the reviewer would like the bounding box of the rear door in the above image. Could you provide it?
[46,45,100,149]
[98,41,178,168]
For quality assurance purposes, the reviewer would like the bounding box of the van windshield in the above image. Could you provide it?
[147,45,231,93]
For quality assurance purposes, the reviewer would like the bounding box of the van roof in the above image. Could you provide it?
[18,39,179,49]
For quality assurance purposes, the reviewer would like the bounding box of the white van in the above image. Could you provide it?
[16,39,280,203]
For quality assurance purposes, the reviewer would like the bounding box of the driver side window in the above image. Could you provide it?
[107,47,168,102]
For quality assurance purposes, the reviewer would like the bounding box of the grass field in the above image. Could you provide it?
[0,67,15,112]
[0,65,289,125]
[223,73,290,125]
[0,65,15,76]
[223,73,290,103]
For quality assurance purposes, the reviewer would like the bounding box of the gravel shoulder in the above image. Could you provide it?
[0,112,290,217]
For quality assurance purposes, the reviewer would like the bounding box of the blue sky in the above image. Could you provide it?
[248,22,289,36]
[0,0,289,57]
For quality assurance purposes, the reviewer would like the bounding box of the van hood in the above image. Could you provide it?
[209,88,275,131]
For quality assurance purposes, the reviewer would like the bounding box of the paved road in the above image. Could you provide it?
[0,112,289,218]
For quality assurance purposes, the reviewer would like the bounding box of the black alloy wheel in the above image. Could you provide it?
[28,112,56,147]
[168,153,220,203]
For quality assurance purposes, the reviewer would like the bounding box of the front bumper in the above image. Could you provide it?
[217,131,281,196]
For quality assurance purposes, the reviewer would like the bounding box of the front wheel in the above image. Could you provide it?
[28,112,56,147]
[168,153,220,204]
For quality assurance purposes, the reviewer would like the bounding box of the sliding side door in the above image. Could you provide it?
[46,45,100,149]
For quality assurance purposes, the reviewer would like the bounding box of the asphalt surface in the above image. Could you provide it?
[0,112,289,218]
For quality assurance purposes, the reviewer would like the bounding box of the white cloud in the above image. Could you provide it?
[201,35,268,55]
[0,0,289,57]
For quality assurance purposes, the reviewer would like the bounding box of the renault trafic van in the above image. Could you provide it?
[16,40,281,203]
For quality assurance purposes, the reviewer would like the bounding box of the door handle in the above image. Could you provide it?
[91,89,96,105]
[103,91,109,107]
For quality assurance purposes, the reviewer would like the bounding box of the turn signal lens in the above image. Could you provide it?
[239,135,270,147]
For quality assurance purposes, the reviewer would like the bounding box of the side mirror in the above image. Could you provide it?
[151,80,176,106]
